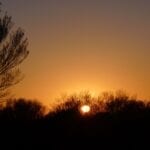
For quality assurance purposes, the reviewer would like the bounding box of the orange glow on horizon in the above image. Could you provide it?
[7,1,150,106]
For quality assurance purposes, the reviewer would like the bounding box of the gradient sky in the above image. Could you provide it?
[2,0,150,104]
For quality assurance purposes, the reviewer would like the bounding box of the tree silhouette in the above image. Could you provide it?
[0,3,29,99]
[0,99,45,122]
[0,93,149,149]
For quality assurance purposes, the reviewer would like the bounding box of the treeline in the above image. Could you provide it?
[0,91,150,149]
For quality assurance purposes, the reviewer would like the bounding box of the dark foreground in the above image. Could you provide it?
[0,96,150,150]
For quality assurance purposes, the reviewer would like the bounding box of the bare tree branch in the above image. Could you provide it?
[0,5,29,100]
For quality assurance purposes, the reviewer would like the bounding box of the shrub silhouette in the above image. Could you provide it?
[0,98,45,122]
[0,92,150,149]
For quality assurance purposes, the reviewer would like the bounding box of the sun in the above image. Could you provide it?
[80,105,91,114]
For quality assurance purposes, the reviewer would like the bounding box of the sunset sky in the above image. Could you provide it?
[2,0,150,104]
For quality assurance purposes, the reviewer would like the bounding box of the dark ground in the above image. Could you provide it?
[0,97,150,150]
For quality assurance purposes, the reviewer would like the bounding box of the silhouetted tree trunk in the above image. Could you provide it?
[0,3,29,99]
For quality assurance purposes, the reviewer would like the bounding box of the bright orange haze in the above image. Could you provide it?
[3,1,150,105]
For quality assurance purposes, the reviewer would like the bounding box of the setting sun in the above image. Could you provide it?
[80,105,91,114]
